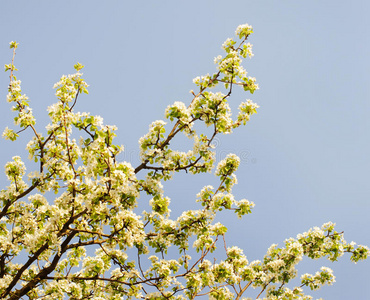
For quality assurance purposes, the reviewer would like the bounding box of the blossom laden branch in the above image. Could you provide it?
[0,24,368,300]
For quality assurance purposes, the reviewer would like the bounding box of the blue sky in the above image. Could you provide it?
[0,1,369,299]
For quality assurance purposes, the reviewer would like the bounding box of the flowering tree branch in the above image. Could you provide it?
[0,26,368,300]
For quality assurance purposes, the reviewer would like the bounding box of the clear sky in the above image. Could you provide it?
[0,1,369,299]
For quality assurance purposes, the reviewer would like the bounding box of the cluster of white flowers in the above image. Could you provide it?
[3,65,38,143]
[15,108,35,128]
[192,73,219,90]
[139,119,167,162]
[0,25,368,300]
[53,71,89,104]
[235,23,254,39]
[2,126,18,141]
[240,42,254,58]
[215,153,240,177]
[4,156,26,181]
[82,250,111,277]
[190,92,234,133]
[165,101,193,129]
[222,38,237,52]
[217,50,244,75]
[6,80,26,103]
[235,100,259,126]
[301,267,336,290]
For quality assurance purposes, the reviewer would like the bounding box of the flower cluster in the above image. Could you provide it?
[0,25,368,300]
[235,23,254,39]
